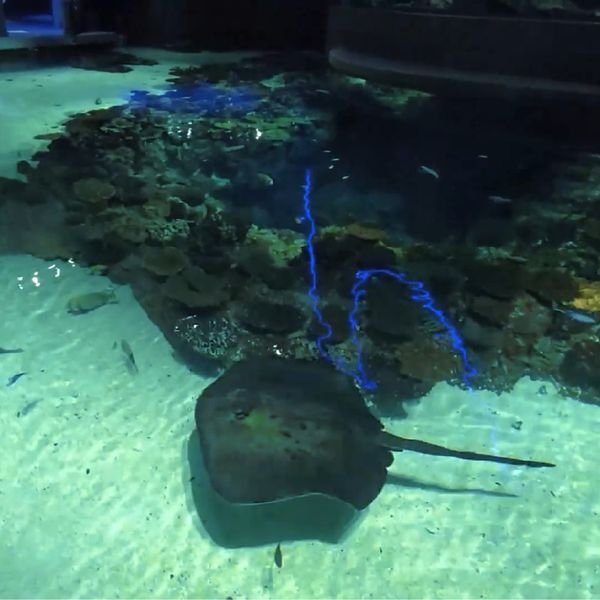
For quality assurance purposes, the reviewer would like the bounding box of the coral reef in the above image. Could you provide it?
[570,281,600,313]
[3,52,600,408]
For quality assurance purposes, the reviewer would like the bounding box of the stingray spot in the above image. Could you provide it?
[299,423,307,430]
[233,409,249,420]
[281,431,292,438]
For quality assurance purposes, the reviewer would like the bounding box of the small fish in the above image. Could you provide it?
[88,264,108,276]
[121,340,138,374]
[489,195,512,204]
[17,399,41,418]
[555,308,597,324]
[418,165,439,179]
[0,347,23,354]
[274,543,283,569]
[505,255,527,264]
[33,132,62,141]
[256,173,274,187]
[7,372,26,387]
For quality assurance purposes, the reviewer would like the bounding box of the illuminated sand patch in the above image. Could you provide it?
[0,253,598,598]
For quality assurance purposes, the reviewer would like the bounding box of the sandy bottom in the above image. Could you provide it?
[0,253,598,599]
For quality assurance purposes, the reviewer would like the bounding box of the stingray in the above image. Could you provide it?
[195,359,554,510]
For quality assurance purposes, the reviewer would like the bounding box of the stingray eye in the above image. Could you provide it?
[233,408,249,420]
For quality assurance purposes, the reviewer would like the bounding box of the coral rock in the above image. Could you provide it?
[393,339,461,382]
[142,245,187,276]
[172,315,241,364]
[73,178,116,204]
[345,222,389,243]
[570,281,600,313]
[163,273,230,309]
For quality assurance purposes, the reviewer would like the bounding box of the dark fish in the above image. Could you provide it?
[274,543,282,569]
[7,372,26,387]
[0,347,23,354]
[121,340,138,374]
[17,399,41,418]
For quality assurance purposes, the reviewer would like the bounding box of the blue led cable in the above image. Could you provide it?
[302,168,478,391]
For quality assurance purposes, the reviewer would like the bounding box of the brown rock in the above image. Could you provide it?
[507,294,552,336]
[163,273,230,308]
[142,245,187,277]
[394,339,461,382]
[526,269,578,303]
[469,295,513,326]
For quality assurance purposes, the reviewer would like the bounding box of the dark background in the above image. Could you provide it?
[1,0,334,49]
[123,0,336,49]
[3,0,51,17]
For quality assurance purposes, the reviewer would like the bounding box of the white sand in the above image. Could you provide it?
[0,50,599,599]
[0,253,598,599]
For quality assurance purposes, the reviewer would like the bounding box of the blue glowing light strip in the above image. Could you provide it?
[303,169,365,384]
[302,168,478,390]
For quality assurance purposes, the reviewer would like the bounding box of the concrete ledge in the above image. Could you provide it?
[329,46,600,103]
[327,7,600,102]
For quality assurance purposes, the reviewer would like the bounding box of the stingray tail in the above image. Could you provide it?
[379,432,555,468]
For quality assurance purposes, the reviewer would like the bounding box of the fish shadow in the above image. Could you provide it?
[184,432,518,549]
[386,473,517,498]
[184,431,360,548]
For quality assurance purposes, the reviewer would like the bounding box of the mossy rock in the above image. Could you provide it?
[571,281,600,313]
[163,272,230,309]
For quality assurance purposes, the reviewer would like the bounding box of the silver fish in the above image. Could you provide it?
[555,308,597,324]
[419,165,439,179]
[489,195,512,204]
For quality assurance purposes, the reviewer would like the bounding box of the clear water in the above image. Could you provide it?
[0,47,599,599]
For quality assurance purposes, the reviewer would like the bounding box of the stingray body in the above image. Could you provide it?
[195,359,554,510]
